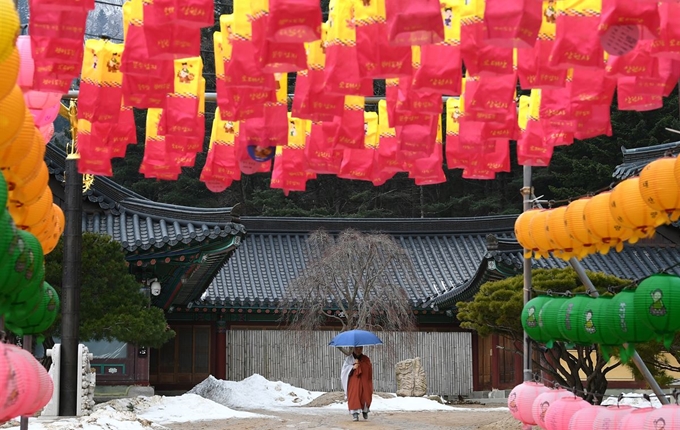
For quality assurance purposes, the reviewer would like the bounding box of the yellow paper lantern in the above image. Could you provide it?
[610,177,667,243]
[8,161,48,210]
[515,209,541,258]
[1,127,46,190]
[584,192,633,254]
[40,203,64,255]
[564,198,598,259]
[0,85,27,148]
[528,209,553,259]
[0,0,20,63]
[18,187,53,228]
[641,157,680,221]
[0,47,19,100]
[546,206,582,261]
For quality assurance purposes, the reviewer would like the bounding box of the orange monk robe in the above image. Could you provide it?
[347,354,373,412]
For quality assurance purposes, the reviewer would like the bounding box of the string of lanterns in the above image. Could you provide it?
[514,155,680,261]
[508,378,680,430]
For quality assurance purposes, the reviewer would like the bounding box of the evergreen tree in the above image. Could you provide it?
[43,233,175,348]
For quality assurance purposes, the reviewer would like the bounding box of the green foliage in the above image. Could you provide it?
[44,233,175,348]
[456,268,630,337]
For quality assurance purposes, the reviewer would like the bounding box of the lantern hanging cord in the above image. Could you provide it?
[530,373,679,405]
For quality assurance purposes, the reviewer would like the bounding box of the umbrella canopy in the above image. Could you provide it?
[328,329,383,347]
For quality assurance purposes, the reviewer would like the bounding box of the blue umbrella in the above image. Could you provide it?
[328,329,383,347]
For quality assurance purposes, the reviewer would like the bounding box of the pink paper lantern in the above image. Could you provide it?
[23,90,62,111]
[593,405,633,430]
[568,403,600,430]
[29,102,60,127]
[15,348,53,416]
[619,407,654,430]
[532,389,573,429]
[544,396,589,430]
[0,344,42,422]
[0,343,11,411]
[15,35,34,90]
[643,404,680,430]
[508,382,551,426]
[38,123,54,143]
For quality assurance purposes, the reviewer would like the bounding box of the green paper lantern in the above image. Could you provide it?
[537,297,569,349]
[578,296,616,346]
[0,210,15,266]
[557,295,599,346]
[634,273,680,348]
[5,281,59,337]
[0,169,7,208]
[609,290,655,343]
[522,296,555,343]
[0,229,45,316]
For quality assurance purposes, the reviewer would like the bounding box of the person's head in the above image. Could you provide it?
[353,346,364,356]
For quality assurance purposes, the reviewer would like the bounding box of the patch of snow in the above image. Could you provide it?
[600,392,665,409]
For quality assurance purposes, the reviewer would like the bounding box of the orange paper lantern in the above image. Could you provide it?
[0,47,19,100]
[0,86,27,148]
[641,158,680,221]
[546,206,582,261]
[564,198,598,259]
[610,177,667,243]
[584,192,633,254]
[528,209,554,259]
[514,208,541,258]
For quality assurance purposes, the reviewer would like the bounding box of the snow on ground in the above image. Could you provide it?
[600,392,666,408]
[188,374,324,408]
[3,374,505,430]
[321,395,508,412]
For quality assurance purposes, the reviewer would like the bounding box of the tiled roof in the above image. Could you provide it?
[44,143,246,308]
[612,141,680,180]
[424,229,680,310]
[204,216,517,309]
[204,218,680,311]
[45,144,246,253]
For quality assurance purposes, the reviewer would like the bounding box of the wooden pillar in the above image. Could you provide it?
[215,319,227,380]
[490,333,500,389]
[134,345,150,386]
[471,332,480,392]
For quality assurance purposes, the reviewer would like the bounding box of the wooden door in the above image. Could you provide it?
[150,324,211,388]
[477,335,492,390]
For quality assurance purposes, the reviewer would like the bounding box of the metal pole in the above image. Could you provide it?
[521,165,533,381]
[568,257,669,405]
[19,335,33,430]
[59,154,82,416]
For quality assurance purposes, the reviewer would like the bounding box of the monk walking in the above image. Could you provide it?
[341,346,374,421]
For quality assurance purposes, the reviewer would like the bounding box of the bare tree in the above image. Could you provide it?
[277,229,419,338]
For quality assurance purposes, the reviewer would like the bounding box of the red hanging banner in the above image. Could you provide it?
[385,0,444,46]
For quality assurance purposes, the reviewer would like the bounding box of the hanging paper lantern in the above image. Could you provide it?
[23,90,62,112]
[640,158,680,221]
[619,407,655,430]
[544,396,589,430]
[529,209,554,259]
[38,122,54,143]
[538,297,569,349]
[557,295,599,346]
[0,0,20,63]
[608,290,655,362]
[508,382,551,427]
[547,206,583,261]
[532,389,572,430]
[0,85,27,148]
[567,403,600,430]
[642,404,680,430]
[15,35,33,90]
[564,198,598,259]
[522,296,555,344]
[0,343,43,423]
[13,347,53,416]
[0,47,19,99]
[515,208,542,258]
[634,273,680,349]
[610,177,667,244]
[593,405,633,430]
[1,128,45,191]
[583,192,633,255]
[5,281,59,337]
